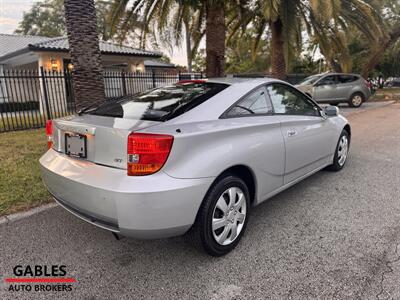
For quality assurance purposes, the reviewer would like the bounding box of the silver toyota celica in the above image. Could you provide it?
[40,78,351,256]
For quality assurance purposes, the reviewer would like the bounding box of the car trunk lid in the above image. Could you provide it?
[52,114,160,169]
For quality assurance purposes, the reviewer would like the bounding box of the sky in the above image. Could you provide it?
[0,0,40,34]
[0,0,189,66]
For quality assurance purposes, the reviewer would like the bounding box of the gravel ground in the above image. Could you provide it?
[1,103,400,300]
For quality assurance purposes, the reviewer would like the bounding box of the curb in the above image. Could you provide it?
[0,203,58,225]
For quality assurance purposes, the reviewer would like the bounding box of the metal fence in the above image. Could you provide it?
[0,68,203,132]
[0,69,308,133]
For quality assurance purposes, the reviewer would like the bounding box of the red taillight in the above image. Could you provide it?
[127,133,174,176]
[45,120,53,149]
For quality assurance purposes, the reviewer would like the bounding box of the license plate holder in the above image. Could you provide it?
[65,133,87,158]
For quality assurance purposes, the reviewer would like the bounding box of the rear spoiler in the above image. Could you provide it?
[177,79,208,84]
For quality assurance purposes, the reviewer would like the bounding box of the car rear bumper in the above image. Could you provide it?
[40,149,214,239]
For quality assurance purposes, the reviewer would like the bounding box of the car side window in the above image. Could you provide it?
[338,75,358,84]
[316,75,336,86]
[266,84,320,117]
[226,86,273,117]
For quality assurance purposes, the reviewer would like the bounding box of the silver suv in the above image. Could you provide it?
[296,73,371,107]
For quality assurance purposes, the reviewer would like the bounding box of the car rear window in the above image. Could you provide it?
[87,82,229,121]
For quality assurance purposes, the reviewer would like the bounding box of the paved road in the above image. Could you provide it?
[1,103,400,300]
[320,100,395,117]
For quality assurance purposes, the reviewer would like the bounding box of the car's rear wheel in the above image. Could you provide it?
[327,130,349,172]
[349,92,364,108]
[190,174,250,256]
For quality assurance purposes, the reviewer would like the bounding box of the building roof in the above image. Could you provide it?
[0,34,162,62]
[143,60,176,69]
[0,34,52,58]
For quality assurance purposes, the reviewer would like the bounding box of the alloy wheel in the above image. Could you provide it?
[352,95,363,107]
[338,135,349,166]
[212,187,247,246]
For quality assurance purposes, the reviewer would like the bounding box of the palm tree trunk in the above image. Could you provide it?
[270,19,286,80]
[184,21,192,72]
[205,1,225,78]
[329,59,343,73]
[64,0,105,111]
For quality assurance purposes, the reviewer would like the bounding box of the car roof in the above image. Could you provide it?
[316,72,361,77]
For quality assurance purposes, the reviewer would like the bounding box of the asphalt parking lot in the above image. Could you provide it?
[1,102,400,300]
[321,100,395,117]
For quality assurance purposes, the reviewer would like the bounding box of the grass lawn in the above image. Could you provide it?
[0,129,51,216]
[0,111,69,131]
[0,116,45,131]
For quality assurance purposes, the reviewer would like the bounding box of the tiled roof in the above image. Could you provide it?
[0,33,52,58]
[99,41,162,57]
[30,37,162,57]
[144,60,176,68]
[0,34,162,61]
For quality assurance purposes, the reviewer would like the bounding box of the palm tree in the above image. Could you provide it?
[64,0,105,110]
[360,0,400,77]
[155,3,205,73]
[205,0,225,77]
[361,26,400,77]
[309,0,386,75]
[229,0,384,79]
[109,0,227,77]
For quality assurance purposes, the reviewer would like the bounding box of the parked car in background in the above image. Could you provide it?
[296,73,371,107]
[40,78,351,256]
[385,78,400,88]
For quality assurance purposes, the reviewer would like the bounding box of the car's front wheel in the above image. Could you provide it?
[191,174,250,256]
[327,130,350,171]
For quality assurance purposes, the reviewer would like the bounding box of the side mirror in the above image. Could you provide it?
[324,105,339,117]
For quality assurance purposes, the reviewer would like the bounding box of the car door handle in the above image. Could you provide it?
[287,129,298,137]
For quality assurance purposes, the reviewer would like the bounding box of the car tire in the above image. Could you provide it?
[348,92,365,108]
[189,174,250,256]
[327,130,350,172]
